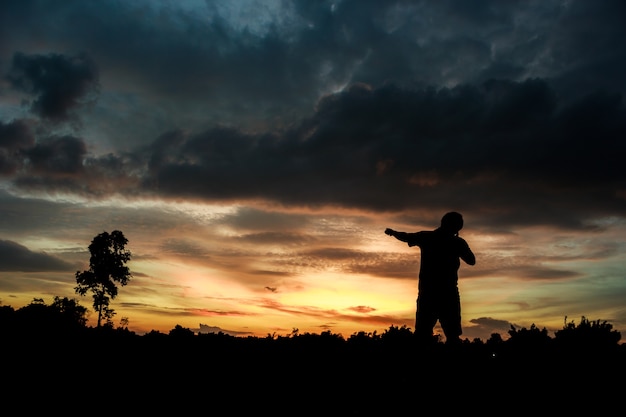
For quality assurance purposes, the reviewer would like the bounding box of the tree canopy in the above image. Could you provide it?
[75,230,132,327]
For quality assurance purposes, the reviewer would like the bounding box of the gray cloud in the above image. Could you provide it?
[26,135,87,175]
[5,52,99,123]
[0,239,74,272]
[137,81,625,229]
[0,119,34,175]
[2,0,624,134]
[466,316,513,339]
[2,77,624,234]
[195,323,253,336]
[159,238,211,258]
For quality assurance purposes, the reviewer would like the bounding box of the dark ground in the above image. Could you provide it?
[6,331,625,415]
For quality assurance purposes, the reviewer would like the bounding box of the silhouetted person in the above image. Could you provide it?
[385,211,476,346]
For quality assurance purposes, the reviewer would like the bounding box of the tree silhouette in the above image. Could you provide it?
[169,324,195,338]
[75,230,132,328]
[50,296,89,327]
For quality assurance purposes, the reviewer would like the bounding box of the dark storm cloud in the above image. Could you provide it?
[3,78,625,233]
[0,0,625,229]
[0,120,34,175]
[5,52,99,122]
[9,79,626,222]
[2,0,625,132]
[143,80,626,228]
[7,132,145,196]
[0,0,322,127]
[26,135,87,175]
[0,239,73,272]
[11,134,93,194]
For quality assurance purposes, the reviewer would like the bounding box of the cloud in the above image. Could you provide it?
[0,119,35,175]
[0,239,74,272]
[134,81,624,226]
[3,1,624,135]
[1,76,623,237]
[159,238,210,258]
[26,135,87,175]
[467,316,513,339]
[195,323,253,337]
[5,52,99,123]
[348,305,376,314]
[1,3,624,221]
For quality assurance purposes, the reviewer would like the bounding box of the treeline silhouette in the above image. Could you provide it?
[3,296,625,413]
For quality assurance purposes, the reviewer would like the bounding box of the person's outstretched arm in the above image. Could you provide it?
[385,228,413,243]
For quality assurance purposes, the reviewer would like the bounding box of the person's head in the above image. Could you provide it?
[440,211,464,234]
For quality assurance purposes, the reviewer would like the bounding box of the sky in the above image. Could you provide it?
[0,0,625,342]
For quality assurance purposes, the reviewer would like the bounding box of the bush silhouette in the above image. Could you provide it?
[4,297,624,415]
[554,316,621,351]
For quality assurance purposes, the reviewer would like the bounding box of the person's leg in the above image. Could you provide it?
[415,296,438,345]
[439,288,462,345]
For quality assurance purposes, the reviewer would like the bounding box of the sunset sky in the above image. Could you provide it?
[1,0,625,342]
